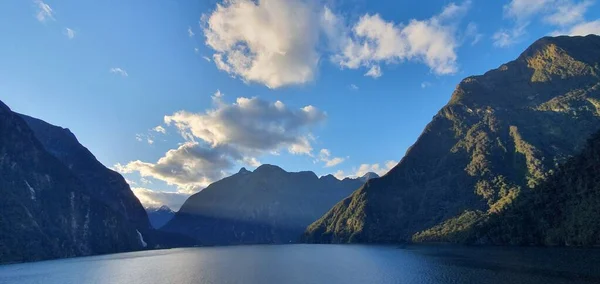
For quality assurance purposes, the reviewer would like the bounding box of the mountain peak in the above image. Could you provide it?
[254,164,286,174]
[360,172,379,182]
[238,167,250,174]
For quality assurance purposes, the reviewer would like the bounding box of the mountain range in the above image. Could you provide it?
[3,35,600,264]
[303,35,600,244]
[162,165,370,245]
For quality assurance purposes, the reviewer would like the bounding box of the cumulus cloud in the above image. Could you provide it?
[34,0,54,22]
[318,149,345,167]
[132,187,191,211]
[334,160,397,179]
[64,28,75,39]
[203,0,322,88]
[202,0,470,87]
[115,142,234,193]
[188,26,195,37]
[117,91,326,192]
[164,95,325,153]
[110,67,129,77]
[330,1,471,77]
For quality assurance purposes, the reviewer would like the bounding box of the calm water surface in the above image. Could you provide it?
[1,244,599,284]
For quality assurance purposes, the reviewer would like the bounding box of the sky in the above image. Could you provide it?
[1,0,599,210]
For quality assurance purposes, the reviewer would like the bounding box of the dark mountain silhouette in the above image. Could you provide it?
[162,164,364,245]
[146,205,175,229]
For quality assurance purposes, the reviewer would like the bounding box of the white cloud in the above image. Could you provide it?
[421,81,432,88]
[334,160,397,179]
[64,28,75,39]
[202,0,469,87]
[115,142,233,194]
[492,24,527,47]
[504,0,553,20]
[364,65,382,78]
[202,56,211,62]
[188,26,195,37]
[331,1,471,77]
[566,19,600,35]
[464,22,482,45]
[132,187,191,211]
[318,149,345,167]
[147,138,154,145]
[110,67,129,77]
[117,92,326,192]
[164,95,325,153]
[34,0,54,22]
[153,125,166,134]
[544,1,593,26]
[498,0,596,47]
[349,84,359,90]
[203,0,322,88]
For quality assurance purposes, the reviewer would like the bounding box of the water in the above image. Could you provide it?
[1,245,599,284]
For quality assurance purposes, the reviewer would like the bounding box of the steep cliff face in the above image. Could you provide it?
[162,165,364,245]
[20,114,151,232]
[304,35,600,244]
[0,101,144,263]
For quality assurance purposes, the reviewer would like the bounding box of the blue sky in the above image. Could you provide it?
[2,0,599,209]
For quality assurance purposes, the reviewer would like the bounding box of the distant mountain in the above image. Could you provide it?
[162,165,364,245]
[146,206,175,229]
[359,172,379,182]
[304,35,600,244]
[0,100,145,263]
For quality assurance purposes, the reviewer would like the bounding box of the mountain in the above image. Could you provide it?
[417,130,600,246]
[20,114,152,233]
[146,206,175,229]
[303,35,600,244]
[0,101,145,263]
[359,172,379,182]
[161,164,364,245]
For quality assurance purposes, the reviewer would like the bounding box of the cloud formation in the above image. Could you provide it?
[329,1,471,76]
[334,160,397,179]
[567,19,600,35]
[117,92,326,193]
[110,67,129,77]
[318,149,345,167]
[64,28,75,39]
[34,0,53,22]
[203,0,322,88]
[202,0,470,87]
[497,0,598,47]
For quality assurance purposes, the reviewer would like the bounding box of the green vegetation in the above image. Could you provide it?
[304,35,600,245]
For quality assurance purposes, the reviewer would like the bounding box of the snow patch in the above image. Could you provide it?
[24,180,35,200]
[136,230,147,248]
